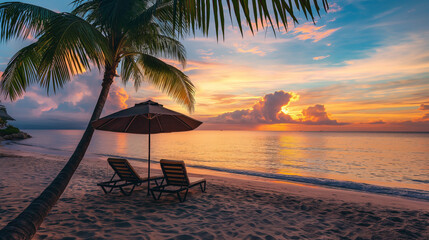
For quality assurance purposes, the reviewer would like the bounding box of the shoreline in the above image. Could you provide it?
[1,148,428,239]
[4,140,429,202]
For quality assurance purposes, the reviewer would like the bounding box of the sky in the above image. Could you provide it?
[0,0,428,131]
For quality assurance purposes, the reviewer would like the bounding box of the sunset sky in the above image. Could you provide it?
[1,0,428,131]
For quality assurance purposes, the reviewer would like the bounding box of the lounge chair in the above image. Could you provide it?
[150,159,206,202]
[97,158,163,196]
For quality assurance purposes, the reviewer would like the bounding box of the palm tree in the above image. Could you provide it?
[0,0,328,239]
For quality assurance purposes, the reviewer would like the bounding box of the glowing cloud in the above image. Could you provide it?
[313,55,330,60]
[367,120,386,125]
[419,104,429,110]
[292,23,341,42]
[110,86,129,109]
[234,44,267,56]
[210,91,297,124]
[209,91,343,126]
[418,104,429,120]
[301,104,344,125]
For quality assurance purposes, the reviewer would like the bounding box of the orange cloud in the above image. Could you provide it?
[210,91,297,124]
[293,23,340,42]
[419,104,429,110]
[313,55,330,60]
[115,88,129,109]
[300,104,343,125]
[197,49,215,60]
[107,84,129,110]
[235,44,267,56]
[209,91,344,126]
[367,120,386,125]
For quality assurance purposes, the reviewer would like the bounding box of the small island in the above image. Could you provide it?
[0,104,31,141]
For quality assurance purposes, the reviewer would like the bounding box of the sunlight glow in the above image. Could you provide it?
[280,92,300,119]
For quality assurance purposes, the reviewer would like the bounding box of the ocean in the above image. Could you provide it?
[2,130,428,200]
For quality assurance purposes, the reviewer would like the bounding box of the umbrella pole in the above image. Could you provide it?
[147,120,151,196]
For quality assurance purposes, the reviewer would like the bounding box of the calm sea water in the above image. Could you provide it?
[2,130,429,200]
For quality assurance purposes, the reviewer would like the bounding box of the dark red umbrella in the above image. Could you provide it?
[92,100,202,194]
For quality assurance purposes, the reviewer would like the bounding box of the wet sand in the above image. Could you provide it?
[0,148,428,239]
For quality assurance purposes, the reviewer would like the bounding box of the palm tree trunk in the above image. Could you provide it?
[0,68,117,240]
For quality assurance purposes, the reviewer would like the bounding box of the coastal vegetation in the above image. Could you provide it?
[0,104,31,141]
[0,0,328,238]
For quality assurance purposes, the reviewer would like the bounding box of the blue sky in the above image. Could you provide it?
[0,0,428,131]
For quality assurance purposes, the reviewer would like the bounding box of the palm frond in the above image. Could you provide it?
[126,0,162,30]
[125,0,189,39]
[126,31,187,67]
[73,0,144,34]
[137,54,195,112]
[120,55,144,90]
[0,2,58,41]
[0,43,41,100]
[35,13,111,94]
[173,0,329,36]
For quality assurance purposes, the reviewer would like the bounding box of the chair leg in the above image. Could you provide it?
[151,186,164,201]
[157,191,163,200]
[150,189,157,200]
[176,192,182,202]
[100,185,115,194]
[200,181,206,192]
[154,178,161,186]
[100,186,108,194]
[119,184,136,196]
[177,188,189,202]
[183,188,189,202]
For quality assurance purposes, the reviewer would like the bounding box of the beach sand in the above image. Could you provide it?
[0,148,428,240]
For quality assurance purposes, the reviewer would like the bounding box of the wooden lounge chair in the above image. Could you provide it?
[150,159,206,202]
[97,158,163,196]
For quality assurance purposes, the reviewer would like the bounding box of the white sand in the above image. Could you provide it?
[0,148,428,239]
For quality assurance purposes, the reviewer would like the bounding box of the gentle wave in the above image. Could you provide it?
[407,179,429,184]
[5,140,429,202]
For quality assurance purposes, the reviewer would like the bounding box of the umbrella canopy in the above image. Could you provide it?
[91,100,202,194]
[91,100,201,133]
[0,105,15,121]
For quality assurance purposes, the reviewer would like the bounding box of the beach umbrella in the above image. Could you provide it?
[0,105,15,121]
[91,100,202,194]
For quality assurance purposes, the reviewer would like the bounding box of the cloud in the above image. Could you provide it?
[235,44,267,56]
[419,104,429,110]
[197,49,215,60]
[301,104,344,125]
[367,120,386,125]
[372,7,400,20]
[417,104,429,121]
[292,23,341,42]
[327,3,342,13]
[313,55,330,60]
[209,91,343,125]
[209,91,297,124]
[3,70,130,129]
[109,85,129,109]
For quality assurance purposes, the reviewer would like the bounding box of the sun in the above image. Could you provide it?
[280,92,300,117]
[281,105,290,115]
